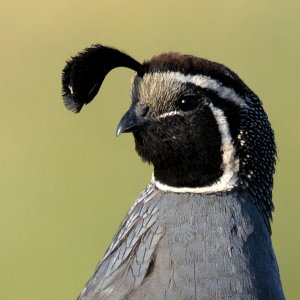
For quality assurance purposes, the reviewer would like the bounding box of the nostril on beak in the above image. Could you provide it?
[136,104,149,117]
[140,105,149,117]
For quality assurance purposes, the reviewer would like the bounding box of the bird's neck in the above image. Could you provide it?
[153,157,223,189]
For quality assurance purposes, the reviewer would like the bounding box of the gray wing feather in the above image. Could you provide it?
[78,183,163,300]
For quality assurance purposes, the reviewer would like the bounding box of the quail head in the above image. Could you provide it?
[62,45,285,300]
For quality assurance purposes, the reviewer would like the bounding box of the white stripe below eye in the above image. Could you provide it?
[143,72,247,108]
[153,103,239,194]
[158,110,182,119]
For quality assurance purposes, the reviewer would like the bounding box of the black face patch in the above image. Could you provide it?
[134,104,223,188]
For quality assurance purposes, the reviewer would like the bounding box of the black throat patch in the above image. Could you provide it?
[134,105,223,188]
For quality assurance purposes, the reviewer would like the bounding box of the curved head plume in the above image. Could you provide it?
[62,45,142,113]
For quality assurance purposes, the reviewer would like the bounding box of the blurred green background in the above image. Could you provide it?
[1,1,299,299]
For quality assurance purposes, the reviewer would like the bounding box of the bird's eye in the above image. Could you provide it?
[177,96,200,112]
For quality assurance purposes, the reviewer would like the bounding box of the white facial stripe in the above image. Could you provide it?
[142,72,247,108]
[158,110,181,119]
[153,103,239,194]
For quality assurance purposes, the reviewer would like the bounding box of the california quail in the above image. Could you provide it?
[62,45,285,300]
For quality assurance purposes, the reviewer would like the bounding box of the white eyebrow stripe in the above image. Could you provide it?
[143,72,247,108]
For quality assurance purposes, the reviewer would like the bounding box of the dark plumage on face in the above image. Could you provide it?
[129,73,224,188]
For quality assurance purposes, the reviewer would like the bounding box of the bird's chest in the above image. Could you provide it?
[138,193,257,300]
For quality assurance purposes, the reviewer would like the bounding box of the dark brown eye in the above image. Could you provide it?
[177,96,200,112]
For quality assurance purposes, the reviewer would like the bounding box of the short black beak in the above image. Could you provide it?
[116,105,148,136]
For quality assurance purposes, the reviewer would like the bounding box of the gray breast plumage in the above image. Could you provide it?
[78,183,284,300]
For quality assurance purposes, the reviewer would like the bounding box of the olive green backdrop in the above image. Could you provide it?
[1,1,299,299]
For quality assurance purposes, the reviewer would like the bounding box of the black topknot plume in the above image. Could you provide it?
[62,45,142,113]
